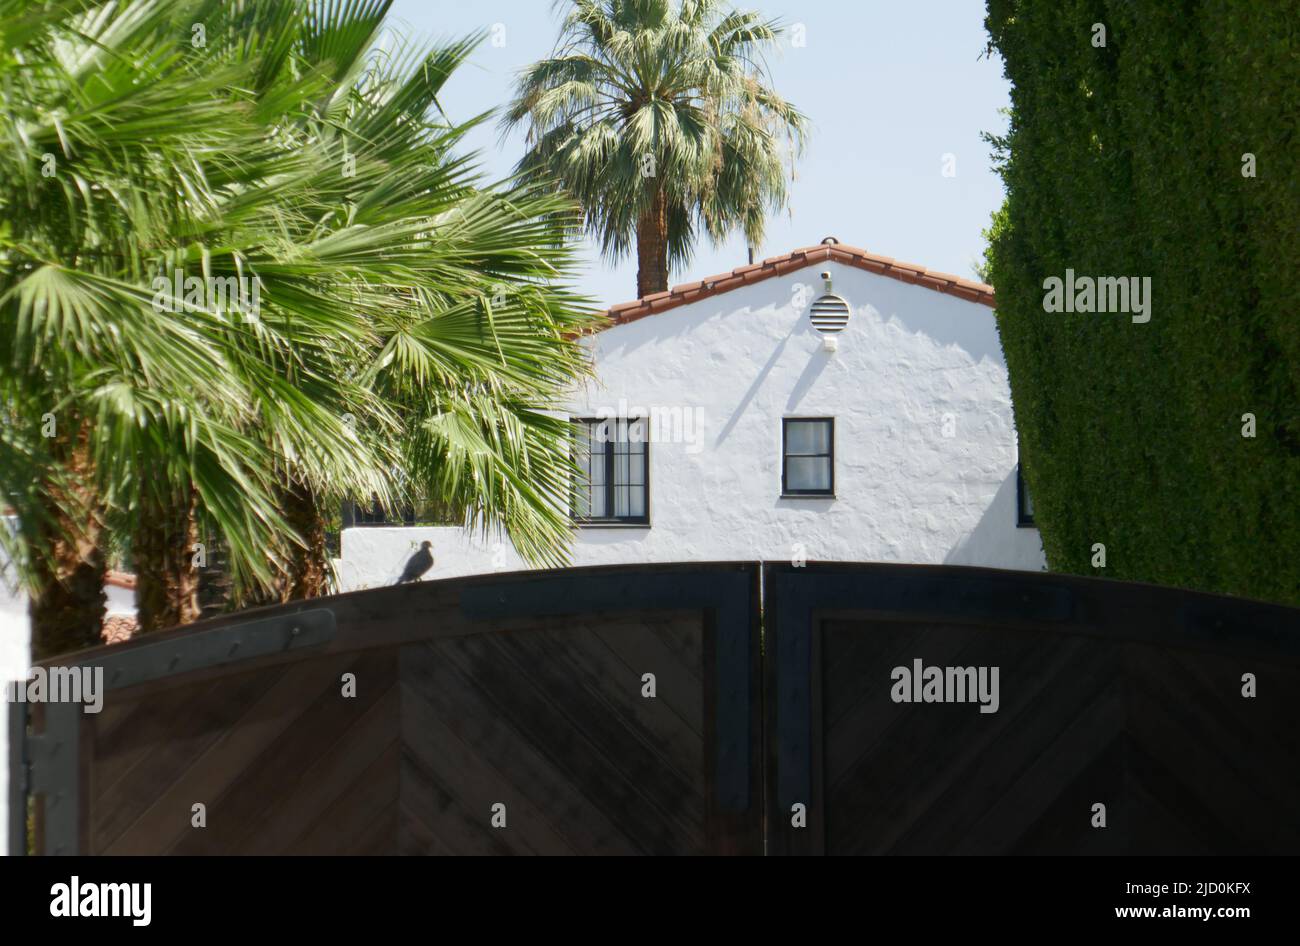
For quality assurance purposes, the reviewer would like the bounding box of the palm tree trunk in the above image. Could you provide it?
[134,483,201,632]
[280,478,329,600]
[29,422,106,660]
[30,541,105,660]
[196,534,232,619]
[636,187,670,297]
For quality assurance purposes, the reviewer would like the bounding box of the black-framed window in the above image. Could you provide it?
[1016,462,1035,527]
[782,418,834,496]
[572,417,649,525]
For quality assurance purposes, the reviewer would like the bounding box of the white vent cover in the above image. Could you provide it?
[809,271,850,334]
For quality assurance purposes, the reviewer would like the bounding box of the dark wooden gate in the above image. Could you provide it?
[10,561,1300,855]
[12,563,761,855]
[764,562,1300,855]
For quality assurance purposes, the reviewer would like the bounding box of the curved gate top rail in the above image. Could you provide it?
[9,562,1299,856]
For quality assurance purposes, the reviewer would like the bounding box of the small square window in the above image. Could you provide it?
[783,418,834,496]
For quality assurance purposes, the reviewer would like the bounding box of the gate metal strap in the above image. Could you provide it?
[6,698,26,856]
[90,608,335,691]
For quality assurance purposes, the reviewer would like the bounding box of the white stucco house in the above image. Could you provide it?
[1,238,1042,854]
[339,238,1045,587]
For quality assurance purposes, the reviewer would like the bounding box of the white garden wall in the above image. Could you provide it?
[340,259,1044,589]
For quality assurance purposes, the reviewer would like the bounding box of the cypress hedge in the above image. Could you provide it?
[983,1,1298,606]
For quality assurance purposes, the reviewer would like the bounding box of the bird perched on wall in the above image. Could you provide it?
[395,541,434,584]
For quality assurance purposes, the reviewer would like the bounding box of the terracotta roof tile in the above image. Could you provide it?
[599,241,995,330]
[102,614,138,645]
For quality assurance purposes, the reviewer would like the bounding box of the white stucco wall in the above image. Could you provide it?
[340,260,1045,588]
[105,582,135,616]
[336,527,527,591]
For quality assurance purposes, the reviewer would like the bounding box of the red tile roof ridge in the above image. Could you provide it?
[596,242,995,331]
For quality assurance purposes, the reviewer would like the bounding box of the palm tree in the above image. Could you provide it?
[1,0,597,654]
[504,0,808,298]
[0,0,297,652]
[193,5,598,595]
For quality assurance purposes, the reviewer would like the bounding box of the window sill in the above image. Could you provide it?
[573,521,651,529]
[780,493,836,500]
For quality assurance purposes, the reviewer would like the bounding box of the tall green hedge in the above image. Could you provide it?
[984,1,1299,606]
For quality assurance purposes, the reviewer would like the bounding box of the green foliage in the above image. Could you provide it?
[0,0,599,613]
[984,0,1299,605]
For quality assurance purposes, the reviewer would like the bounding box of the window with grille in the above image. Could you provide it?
[572,418,649,525]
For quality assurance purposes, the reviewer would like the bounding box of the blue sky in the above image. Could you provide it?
[388,0,1010,308]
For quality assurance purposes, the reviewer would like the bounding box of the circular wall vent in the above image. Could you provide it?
[809,271,850,334]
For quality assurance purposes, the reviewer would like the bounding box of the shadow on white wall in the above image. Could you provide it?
[944,468,1045,570]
